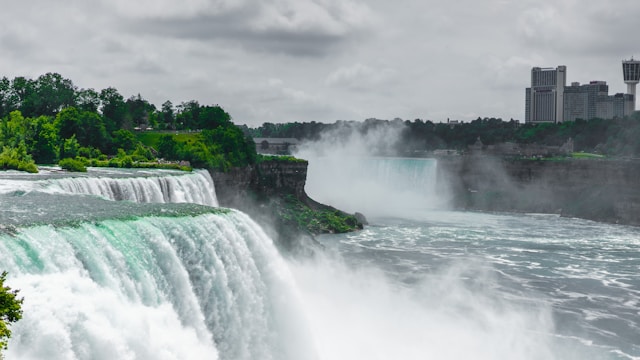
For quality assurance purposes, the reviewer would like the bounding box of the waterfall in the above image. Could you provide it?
[303,157,442,216]
[0,169,218,206]
[1,210,314,360]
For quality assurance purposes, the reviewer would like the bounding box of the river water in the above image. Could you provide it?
[1,162,639,359]
[296,155,640,359]
[289,210,640,359]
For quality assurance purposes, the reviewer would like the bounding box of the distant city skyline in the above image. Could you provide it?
[525,62,635,124]
[1,0,639,125]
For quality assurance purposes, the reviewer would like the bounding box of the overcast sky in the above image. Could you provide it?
[2,0,639,126]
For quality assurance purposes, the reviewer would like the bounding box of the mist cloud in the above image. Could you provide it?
[294,122,447,217]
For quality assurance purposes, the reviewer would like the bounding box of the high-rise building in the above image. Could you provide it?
[525,66,566,123]
[622,58,640,110]
[526,64,635,123]
[563,81,608,122]
[596,93,635,119]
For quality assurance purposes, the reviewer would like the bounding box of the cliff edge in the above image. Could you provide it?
[437,155,640,226]
[210,159,364,251]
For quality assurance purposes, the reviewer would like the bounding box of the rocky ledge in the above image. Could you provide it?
[210,159,364,251]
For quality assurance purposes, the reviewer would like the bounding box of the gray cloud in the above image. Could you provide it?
[1,0,639,126]
[517,1,640,56]
[121,0,374,57]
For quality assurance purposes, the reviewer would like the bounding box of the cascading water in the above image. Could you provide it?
[302,156,441,216]
[0,192,314,360]
[0,168,218,206]
[2,162,639,359]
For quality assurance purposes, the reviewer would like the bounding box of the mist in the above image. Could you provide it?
[286,248,588,360]
[293,121,448,218]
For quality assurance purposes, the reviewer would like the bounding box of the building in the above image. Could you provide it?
[526,64,635,123]
[622,58,640,110]
[525,66,567,123]
[563,81,608,122]
[596,93,635,119]
[253,138,299,155]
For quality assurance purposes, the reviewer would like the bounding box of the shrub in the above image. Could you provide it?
[59,157,87,172]
[0,271,23,352]
[0,145,38,173]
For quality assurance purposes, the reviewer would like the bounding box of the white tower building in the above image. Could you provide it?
[622,58,640,110]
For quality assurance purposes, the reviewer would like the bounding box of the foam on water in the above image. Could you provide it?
[1,212,315,360]
[306,211,640,359]
[0,168,218,206]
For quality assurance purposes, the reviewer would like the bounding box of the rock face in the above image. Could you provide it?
[210,160,364,251]
[437,156,640,226]
[209,160,309,205]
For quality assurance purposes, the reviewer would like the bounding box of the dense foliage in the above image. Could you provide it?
[279,195,362,234]
[245,114,640,157]
[0,271,23,352]
[0,73,257,172]
[58,157,87,172]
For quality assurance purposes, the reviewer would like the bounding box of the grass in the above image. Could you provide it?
[136,131,201,149]
[257,154,307,163]
[571,152,605,159]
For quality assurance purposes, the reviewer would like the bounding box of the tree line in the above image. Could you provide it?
[0,73,256,172]
[244,114,640,157]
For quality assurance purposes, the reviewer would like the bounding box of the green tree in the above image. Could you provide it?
[0,77,18,119]
[55,107,108,152]
[112,129,138,153]
[157,135,180,160]
[22,73,76,117]
[11,77,35,117]
[125,94,155,130]
[75,88,101,113]
[26,116,59,164]
[160,100,175,130]
[0,111,29,148]
[198,105,231,129]
[176,100,200,130]
[60,135,80,159]
[0,143,38,173]
[0,271,23,352]
[99,87,127,133]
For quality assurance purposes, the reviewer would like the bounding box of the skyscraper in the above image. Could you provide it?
[622,58,640,110]
[525,66,566,123]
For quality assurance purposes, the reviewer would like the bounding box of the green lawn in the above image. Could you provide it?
[136,131,201,149]
[572,152,605,159]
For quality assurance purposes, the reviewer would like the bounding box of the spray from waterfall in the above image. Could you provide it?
[294,122,447,217]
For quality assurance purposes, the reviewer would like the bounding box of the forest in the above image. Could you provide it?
[0,73,256,172]
[244,114,640,158]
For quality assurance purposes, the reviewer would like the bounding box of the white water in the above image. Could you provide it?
[302,156,441,217]
[288,251,558,360]
[0,168,218,206]
[3,163,639,359]
[1,212,314,360]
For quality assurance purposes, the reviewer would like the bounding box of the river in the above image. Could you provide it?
[0,163,638,359]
